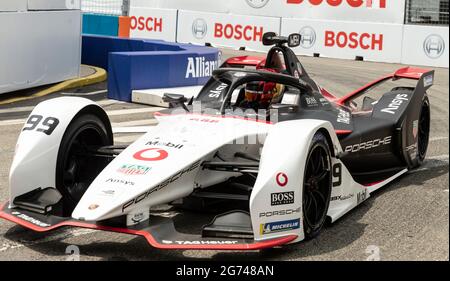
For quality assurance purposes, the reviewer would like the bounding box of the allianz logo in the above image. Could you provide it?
[185,57,218,79]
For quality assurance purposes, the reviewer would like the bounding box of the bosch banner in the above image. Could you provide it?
[176,10,281,51]
[129,7,178,41]
[401,25,448,68]
[281,18,403,63]
[133,0,405,24]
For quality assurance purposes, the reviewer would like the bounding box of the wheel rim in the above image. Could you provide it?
[303,144,331,231]
[62,125,108,204]
[418,102,430,160]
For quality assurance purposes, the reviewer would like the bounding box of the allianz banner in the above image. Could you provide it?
[282,18,403,63]
[177,10,281,51]
[133,0,405,24]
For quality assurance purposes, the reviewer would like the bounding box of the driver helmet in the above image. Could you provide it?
[244,80,278,105]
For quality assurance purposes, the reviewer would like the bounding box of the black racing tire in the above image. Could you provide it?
[56,114,113,216]
[411,96,431,168]
[302,132,332,239]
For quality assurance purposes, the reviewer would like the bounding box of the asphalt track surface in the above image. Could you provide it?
[0,49,448,261]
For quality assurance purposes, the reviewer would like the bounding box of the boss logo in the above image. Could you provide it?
[271,192,295,206]
[192,18,208,39]
[299,26,316,49]
[423,34,445,59]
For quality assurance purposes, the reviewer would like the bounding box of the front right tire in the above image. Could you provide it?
[302,132,332,239]
[55,114,113,216]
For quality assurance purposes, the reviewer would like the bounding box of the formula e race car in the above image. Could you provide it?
[0,33,434,250]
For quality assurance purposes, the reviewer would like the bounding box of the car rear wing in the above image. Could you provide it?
[337,67,434,105]
[221,56,265,69]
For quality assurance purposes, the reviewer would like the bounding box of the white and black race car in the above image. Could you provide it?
[0,33,433,250]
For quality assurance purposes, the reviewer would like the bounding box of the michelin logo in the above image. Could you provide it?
[260,218,300,235]
[185,57,218,79]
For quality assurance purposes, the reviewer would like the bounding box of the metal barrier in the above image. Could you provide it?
[405,0,449,25]
[81,0,129,16]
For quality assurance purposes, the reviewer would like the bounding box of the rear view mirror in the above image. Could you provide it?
[262,32,277,46]
[162,93,189,111]
[288,33,301,48]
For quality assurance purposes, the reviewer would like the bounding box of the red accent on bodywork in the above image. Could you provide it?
[336,66,432,105]
[335,130,352,135]
[224,56,265,67]
[0,202,297,250]
[320,87,338,101]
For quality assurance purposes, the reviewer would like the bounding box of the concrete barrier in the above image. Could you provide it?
[81,35,219,102]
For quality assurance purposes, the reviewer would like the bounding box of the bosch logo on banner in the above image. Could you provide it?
[299,26,316,49]
[192,18,208,39]
[325,31,383,51]
[286,0,386,8]
[423,34,445,59]
[214,23,264,42]
[130,16,163,32]
[245,0,270,8]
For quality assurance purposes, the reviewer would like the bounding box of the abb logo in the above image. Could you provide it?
[214,23,264,42]
[130,16,163,32]
[325,31,383,50]
[286,0,386,8]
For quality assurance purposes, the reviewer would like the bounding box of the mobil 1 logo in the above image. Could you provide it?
[271,191,294,206]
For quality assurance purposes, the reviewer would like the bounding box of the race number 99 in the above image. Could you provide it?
[23,115,59,135]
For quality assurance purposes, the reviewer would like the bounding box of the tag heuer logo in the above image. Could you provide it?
[423,34,445,59]
[245,0,270,8]
[299,26,316,49]
[192,18,208,39]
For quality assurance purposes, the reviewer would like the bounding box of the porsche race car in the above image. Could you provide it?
[0,33,434,250]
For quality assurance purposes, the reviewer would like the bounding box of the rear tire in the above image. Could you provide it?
[409,96,430,169]
[302,132,332,239]
[55,114,113,216]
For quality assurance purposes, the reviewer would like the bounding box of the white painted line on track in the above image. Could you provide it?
[430,136,449,142]
[0,99,121,115]
[0,228,97,253]
[0,107,163,126]
[61,90,108,96]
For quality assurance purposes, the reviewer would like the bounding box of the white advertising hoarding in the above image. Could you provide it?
[177,10,281,51]
[0,11,81,94]
[282,18,403,63]
[401,25,448,68]
[0,0,27,11]
[27,0,81,10]
[129,7,178,41]
[132,0,405,24]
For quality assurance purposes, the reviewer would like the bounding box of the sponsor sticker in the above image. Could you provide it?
[259,207,300,217]
[271,191,295,206]
[423,75,434,87]
[276,172,288,187]
[133,148,168,161]
[11,211,50,228]
[117,164,151,176]
[260,218,300,235]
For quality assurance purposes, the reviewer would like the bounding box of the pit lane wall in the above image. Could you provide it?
[123,0,448,68]
[0,1,81,95]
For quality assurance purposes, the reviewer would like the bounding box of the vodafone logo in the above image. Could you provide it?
[276,172,288,187]
[214,23,264,42]
[133,148,168,161]
[286,0,386,8]
[325,31,383,51]
[131,16,163,32]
